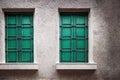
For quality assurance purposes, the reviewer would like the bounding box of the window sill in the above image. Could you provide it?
[56,62,97,70]
[0,63,38,70]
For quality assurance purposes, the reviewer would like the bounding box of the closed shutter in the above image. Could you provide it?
[5,13,33,63]
[60,12,88,62]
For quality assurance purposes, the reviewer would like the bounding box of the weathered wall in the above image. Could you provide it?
[0,0,120,80]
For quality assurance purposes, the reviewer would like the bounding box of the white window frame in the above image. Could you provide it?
[0,8,38,70]
[56,8,97,70]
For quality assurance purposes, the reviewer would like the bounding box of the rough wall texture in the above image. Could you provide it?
[0,0,120,80]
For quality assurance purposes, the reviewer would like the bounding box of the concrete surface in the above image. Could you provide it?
[0,0,120,80]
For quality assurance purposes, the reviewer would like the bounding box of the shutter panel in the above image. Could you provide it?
[21,15,33,62]
[60,13,73,62]
[5,13,33,63]
[60,12,88,62]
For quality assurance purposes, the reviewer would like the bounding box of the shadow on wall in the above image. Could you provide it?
[0,70,38,80]
[95,0,120,80]
[57,70,97,80]
[0,70,97,80]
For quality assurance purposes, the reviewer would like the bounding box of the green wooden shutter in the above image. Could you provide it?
[5,12,33,63]
[60,12,88,62]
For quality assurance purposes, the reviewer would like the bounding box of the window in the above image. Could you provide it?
[5,12,33,63]
[56,10,97,70]
[60,12,88,62]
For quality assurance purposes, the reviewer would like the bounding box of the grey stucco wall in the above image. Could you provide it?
[0,0,120,80]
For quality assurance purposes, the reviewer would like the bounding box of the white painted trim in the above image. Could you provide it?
[88,9,94,63]
[59,8,90,12]
[1,10,5,63]
[56,63,97,70]
[57,11,60,63]
[0,63,38,70]
[2,8,35,12]
[33,10,38,64]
